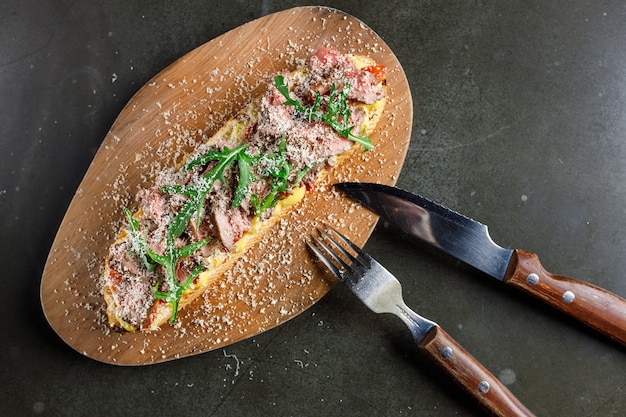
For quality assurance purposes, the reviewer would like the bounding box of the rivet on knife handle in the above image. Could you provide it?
[420,327,536,417]
[335,182,626,347]
[506,250,626,345]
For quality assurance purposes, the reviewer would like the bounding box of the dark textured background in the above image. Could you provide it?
[2,1,625,415]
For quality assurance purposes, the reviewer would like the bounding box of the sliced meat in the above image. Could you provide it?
[213,207,252,251]
[255,84,296,139]
[115,272,156,327]
[121,253,142,276]
[347,69,385,104]
[310,46,344,73]
[175,257,197,285]
[285,121,352,169]
[307,46,385,105]
[138,186,168,227]
[189,214,214,241]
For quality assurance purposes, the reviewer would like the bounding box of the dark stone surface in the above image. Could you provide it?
[2,1,625,415]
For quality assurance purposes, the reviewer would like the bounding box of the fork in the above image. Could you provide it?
[307,226,536,417]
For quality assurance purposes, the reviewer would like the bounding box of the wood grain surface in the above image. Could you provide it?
[40,6,413,365]
[419,327,536,417]
[506,250,626,346]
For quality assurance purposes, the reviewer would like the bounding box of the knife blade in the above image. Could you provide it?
[335,182,626,346]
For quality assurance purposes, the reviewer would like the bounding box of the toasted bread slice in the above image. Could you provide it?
[103,47,386,332]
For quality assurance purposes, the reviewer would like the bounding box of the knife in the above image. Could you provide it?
[335,182,626,346]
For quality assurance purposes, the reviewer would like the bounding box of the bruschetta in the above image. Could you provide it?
[103,46,387,332]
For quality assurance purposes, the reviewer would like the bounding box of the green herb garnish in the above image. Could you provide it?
[123,208,157,273]
[150,144,261,322]
[120,74,376,325]
[147,234,210,322]
[249,136,292,215]
[123,207,209,322]
[274,75,374,151]
[232,151,258,208]
[144,145,251,321]
[162,144,249,238]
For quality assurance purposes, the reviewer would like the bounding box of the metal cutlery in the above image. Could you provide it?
[335,182,626,346]
[307,226,536,417]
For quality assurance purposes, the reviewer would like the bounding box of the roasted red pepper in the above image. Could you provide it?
[363,65,386,83]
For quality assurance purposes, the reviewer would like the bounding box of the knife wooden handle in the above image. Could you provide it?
[419,326,536,417]
[505,249,626,346]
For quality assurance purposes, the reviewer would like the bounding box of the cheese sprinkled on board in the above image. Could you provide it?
[102,46,387,332]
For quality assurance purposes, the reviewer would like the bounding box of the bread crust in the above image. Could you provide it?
[103,49,386,332]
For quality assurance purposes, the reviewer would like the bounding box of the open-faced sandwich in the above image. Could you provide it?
[103,46,387,332]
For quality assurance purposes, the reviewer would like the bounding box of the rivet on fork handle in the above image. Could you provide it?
[308,226,536,417]
[420,326,536,417]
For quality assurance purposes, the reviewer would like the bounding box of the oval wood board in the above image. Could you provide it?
[41,6,413,365]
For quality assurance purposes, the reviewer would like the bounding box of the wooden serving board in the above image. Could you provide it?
[40,6,413,365]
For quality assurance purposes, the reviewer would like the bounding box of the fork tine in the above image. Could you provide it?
[308,225,380,287]
[318,229,366,276]
[306,237,342,275]
[307,236,357,287]
[306,237,348,281]
[323,225,374,268]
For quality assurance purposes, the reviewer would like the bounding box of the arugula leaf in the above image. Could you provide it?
[249,135,306,216]
[123,208,157,273]
[181,148,224,172]
[274,76,374,151]
[232,151,258,208]
[148,235,210,323]
[164,145,249,238]
[294,165,312,185]
[154,263,205,322]
[178,238,211,258]
[275,75,305,110]
[155,144,266,322]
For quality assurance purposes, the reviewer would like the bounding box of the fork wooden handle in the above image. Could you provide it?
[418,326,536,417]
